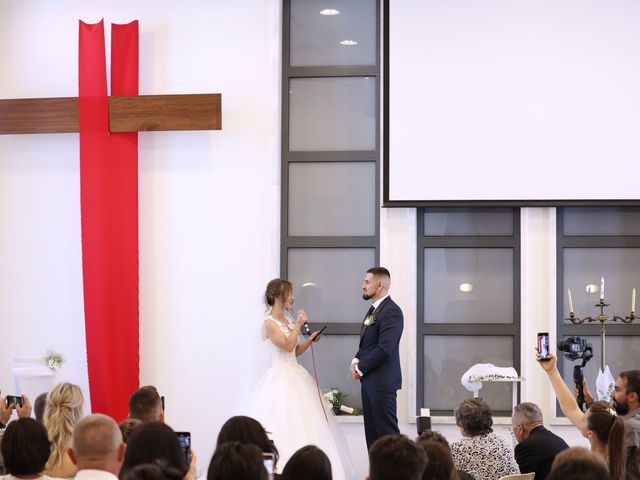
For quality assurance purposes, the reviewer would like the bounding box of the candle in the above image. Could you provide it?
[601,277,605,300]
[568,289,574,314]
[633,288,636,313]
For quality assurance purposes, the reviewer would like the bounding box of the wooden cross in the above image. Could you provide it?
[0,93,221,134]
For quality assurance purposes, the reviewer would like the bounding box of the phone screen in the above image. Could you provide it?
[5,395,24,408]
[176,432,191,466]
[263,453,274,480]
[537,332,550,360]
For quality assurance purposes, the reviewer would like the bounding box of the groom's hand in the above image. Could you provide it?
[350,363,361,380]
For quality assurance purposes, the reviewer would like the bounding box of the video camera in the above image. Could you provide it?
[558,336,593,411]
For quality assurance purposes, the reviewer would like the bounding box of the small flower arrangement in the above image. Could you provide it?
[468,373,516,382]
[44,349,64,370]
[364,315,376,327]
[323,388,361,415]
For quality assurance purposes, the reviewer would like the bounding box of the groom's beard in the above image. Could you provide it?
[362,292,373,300]
[613,398,629,415]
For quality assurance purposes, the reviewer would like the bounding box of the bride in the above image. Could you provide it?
[252,278,353,479]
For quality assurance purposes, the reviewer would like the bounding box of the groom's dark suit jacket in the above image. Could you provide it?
[515,425,569,480]
[355,296,403,391]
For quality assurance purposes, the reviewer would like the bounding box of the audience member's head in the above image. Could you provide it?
[613,369,640,415]
[128,386,163,423]
[548,447,612,480]
[368,434,426,480]
[34,392,48,423]
[121,459,184,480]
[207,442,268,480]
[454,398,493,437]
[416,430,450,449]
[551,446,605,469]
[120,418,143,443]
[582,401,625,480]
[216,416,279,468]
[68,414,126,475]
[511,402,544,443]
[0,417,51,477]
[415,439,455,480]
[44,382,85,475]
[281,445,331,480]
[120,421,187,479]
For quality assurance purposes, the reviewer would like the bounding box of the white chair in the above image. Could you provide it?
[498,474,535,480]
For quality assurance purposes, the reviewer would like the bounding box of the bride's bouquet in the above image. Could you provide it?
[324,388,362,416]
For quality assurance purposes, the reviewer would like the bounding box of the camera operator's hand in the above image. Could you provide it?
[535,350,558,373]
[0,396,12,425]
[574,380,594,409]
[16,394,32,418]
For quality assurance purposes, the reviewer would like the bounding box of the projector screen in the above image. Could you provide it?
[385,0,640,205]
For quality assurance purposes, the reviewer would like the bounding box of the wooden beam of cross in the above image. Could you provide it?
[0,93,221,134]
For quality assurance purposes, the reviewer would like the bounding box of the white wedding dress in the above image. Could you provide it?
[251,315,354,479]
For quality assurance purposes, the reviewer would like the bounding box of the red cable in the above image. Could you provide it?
[310,341,329,423]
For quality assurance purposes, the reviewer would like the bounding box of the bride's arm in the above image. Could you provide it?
[264,319,302,353]
[295,330,322,356]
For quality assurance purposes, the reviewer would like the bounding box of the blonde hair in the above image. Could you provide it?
[44,382,84,475]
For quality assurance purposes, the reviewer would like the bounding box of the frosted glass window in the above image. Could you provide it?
[424,336,514,411]
[424,248,514,324]
[289,77,376,152]
[424,209,513,236]
[288,162,375,236]
[563,248,640,321]
[298,334,362,409]
[563,208,640,236]
[290,0,377,67]
[288,248,375,324]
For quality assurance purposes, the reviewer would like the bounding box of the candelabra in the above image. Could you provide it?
[566,298,637,371]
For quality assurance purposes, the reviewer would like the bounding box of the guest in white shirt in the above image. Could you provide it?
[67,414,126,480]
[0,417,55,480]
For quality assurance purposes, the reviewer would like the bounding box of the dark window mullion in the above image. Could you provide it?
[285,151,378,162]
[286,65,380,78]
[306,323,362,335]
[422,237,518,248]
[283,237,377,248]
[422,325,518,336]
[559,237,640,248]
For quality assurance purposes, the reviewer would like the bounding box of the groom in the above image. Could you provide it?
[351,266,404,449]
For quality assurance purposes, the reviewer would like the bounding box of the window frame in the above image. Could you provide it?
[416,208,522,417]
[281,0,381,336]
[555,208,640,414]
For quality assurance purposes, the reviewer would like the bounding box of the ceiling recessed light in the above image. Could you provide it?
[320,8,340,15]
[459,283,474,293]
[340,40,358,46]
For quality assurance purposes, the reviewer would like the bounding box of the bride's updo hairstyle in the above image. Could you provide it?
[265,278,293,308]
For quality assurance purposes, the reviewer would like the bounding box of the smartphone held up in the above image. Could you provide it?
[537,332,551,361]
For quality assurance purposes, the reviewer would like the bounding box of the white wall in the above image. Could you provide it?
[0,0,281,468]
[0,2,589,479]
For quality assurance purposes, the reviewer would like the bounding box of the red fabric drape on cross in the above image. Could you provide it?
[79,19,139,421]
